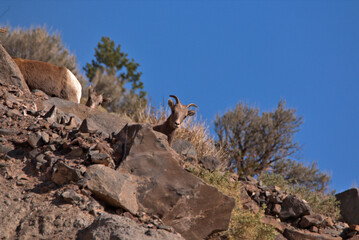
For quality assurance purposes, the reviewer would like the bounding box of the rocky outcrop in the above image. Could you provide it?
[77,212,185,240]
[116,123,236,240]
[0,43,29,93]
[239,177,354,239]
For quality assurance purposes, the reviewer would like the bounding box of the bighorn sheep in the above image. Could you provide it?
[85,85,111,108]
[85,85,104,108]
[13,58,82,103]
[153,95,198,145]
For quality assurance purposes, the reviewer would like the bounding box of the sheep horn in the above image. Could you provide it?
[169,95,180,104]
[187,103,198,108]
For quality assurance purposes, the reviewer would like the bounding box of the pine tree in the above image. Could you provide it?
[84,37,146,114]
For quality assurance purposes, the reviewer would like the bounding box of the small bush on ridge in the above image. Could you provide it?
[260,172,340,220]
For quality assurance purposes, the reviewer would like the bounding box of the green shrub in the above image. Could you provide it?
[214,100,302,176]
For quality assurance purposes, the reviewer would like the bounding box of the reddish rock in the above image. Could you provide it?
[324,217,334,228]
[299,214,325,229]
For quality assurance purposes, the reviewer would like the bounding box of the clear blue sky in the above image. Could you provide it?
[2,0,359,193]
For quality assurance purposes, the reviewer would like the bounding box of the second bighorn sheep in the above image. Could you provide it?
[153,95,198,145]
[86,85,103,108]
[13,58,82,103]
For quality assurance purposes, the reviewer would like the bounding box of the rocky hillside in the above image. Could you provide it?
[1,42,359,240]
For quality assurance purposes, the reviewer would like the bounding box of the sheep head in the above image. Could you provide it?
[86,86,103,108]
[167,95,198,129]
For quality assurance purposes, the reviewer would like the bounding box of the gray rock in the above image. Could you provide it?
[336,188,359,225]
[83,164,139,214]
[51,162,82,185]
[61,189,82,204]
[198,155,221,171]
[77,212,184,240]
[172,139,197,159]
[279,195,311,221]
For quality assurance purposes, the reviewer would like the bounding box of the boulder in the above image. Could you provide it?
[77,212,185,240]
[82,164,139,215]
[279,195,311,221]
[336,188,359,225]
[117,123,235,240]
[0,43,29,93]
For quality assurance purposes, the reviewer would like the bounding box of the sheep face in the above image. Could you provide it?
[86,86,103,108]
[168,96,196,129]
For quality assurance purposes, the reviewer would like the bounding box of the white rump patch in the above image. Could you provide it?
[66,69,82,103]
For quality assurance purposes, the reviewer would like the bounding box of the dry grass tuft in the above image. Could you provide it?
[176,117,225,160]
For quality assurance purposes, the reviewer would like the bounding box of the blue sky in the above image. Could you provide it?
[2,0,359,193]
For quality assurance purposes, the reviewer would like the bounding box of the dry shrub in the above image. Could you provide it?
[176,117,225,160]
